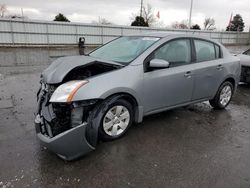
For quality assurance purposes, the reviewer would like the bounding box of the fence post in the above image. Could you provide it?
[9,19,14,46]
[220,32,223,44]
[121,27,123,36]
[75,24,78,45]
[248,27,250,44]
[9,19,17,66]
[236,31,239,45]
[46,23,49,46]
[101,26,104,45]
[23,20,27,44]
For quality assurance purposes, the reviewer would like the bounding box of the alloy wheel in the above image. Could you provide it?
[219,85,232,106]
[102,105,130,136]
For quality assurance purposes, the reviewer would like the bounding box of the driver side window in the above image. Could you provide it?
[152,39,192,67]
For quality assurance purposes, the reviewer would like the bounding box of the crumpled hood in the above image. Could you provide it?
[41,55,122,84]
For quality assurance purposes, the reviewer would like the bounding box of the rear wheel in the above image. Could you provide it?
[209,81,233,109]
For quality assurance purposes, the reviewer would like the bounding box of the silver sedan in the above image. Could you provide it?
[35,33,241,160]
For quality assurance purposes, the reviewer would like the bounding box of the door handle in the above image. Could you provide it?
[184,71,192,78]
[216,64,223,70]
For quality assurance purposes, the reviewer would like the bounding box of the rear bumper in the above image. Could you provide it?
[35,120,95,161]
[241,66,250,83]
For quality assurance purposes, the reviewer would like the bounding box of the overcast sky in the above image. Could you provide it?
[3,0,250,31]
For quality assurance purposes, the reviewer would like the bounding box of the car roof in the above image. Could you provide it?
[127,31,214,41]
[128,32,178,38]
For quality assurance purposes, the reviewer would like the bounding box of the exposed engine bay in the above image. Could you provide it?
[37,85,97,141]
[63,62,122,82]
[36,60,123,146]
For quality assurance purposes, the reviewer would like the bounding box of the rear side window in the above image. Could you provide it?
[153,39,191,67]
[194,40,220,62]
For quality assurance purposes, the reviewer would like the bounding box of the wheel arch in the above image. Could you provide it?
[223,76,236,91]
[103,92,143,123]
[211,76,236,100]
[85,91,143,147]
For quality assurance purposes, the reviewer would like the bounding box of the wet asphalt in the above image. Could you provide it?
[1,72,250,188]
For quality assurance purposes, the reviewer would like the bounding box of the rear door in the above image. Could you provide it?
[191,39,224,100]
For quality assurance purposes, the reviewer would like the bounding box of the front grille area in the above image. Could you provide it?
[51,103,72,136]
[39,103,72,137]
[38,83,72,137]
[37,83,97,138]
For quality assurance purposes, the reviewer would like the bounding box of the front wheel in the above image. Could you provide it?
[98,98,134,141]
[209,81,233,109]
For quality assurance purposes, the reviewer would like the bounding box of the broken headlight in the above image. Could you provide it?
[50,80,88,103]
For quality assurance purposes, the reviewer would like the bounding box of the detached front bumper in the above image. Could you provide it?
[35,83,97,160]
[35,119,95,160]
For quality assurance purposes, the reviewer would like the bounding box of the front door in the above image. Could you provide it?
[143,39,195,113]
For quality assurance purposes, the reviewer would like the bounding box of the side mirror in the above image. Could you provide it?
[149,59,170,68]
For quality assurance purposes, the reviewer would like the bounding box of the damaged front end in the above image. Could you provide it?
[35,56,123,160]
[35,83,99,160]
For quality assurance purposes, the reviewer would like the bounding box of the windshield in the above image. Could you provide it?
[89,36,160,65]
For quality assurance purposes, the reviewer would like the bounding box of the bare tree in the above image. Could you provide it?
[0,4,27,19]
[142,4,156,26]
[171,20,189,29]
[171,22,179,29]
[130,4,157,27]
[99,18,112,25]
[6,14,27,19]
[0,4,7,17]
[204,18,216,30]
[92,17,112,25]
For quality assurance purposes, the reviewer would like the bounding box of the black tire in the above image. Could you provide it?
[88,97,134,142]
[209,81,234,109]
